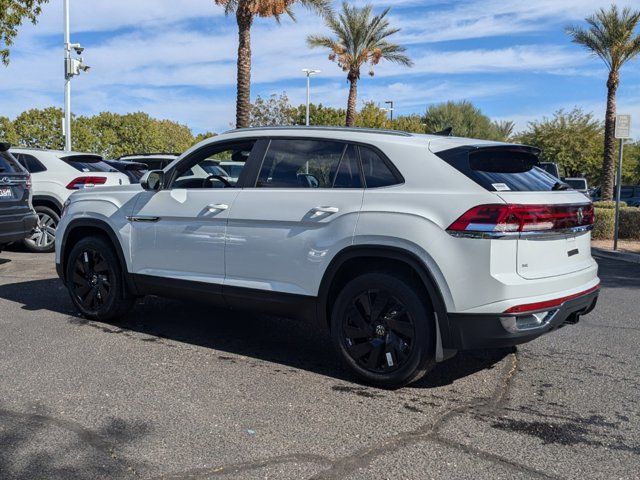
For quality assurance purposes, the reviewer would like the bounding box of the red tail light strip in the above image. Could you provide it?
[448,203,594,235]
[504,284,600,314]
[66,176,107,190]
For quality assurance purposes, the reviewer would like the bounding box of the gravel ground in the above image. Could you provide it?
[0,250,638,479]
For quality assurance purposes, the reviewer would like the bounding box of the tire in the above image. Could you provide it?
[330,272,435,389]
[65,235,135,321]
[23,205,59,253]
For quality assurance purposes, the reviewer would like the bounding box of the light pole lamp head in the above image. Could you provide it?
[302,68,321,77]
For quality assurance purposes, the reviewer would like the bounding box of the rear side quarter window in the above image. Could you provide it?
[359,146,403,188]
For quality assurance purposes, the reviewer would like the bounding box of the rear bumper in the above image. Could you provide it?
[0,211,38,244]
[447,287,599,350]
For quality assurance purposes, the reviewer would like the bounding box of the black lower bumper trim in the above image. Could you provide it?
[0,212,37,245]
[447,289,599,350]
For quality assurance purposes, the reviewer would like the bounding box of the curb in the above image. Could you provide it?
[592,247,640,264]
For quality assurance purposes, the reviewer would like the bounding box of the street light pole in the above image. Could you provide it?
[302,69,320,126]
[63,0,90,152]
[63,0,71,151]
[385,100,394,122]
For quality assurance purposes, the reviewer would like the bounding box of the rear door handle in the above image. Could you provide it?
[312,206,339,215]
[207,203,229,212]
[127,216,160,223]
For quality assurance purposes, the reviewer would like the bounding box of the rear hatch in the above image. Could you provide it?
[0,149,31,216]
[435,144,594,280]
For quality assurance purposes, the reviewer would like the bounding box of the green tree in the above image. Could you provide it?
[391,114,425,134]
[250,93,294,126]
[0,116,18,144]
[566,5,640,200]
[193,132,217,145]
[214,0,331,129]
[290,103,345,126]
[12,107,64,149]
[0,0,48,65]
[423,101,505,140]
[307,2,412,126]
[515,109,604,182]
[492,120,515,142]
[355,101,389,129]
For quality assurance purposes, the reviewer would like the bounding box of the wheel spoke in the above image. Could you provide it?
[386,317,414,339]
[349,341,374,360]
[344,323,371,340]
[365,341,384,369]
[370,291,391,322]
[93,258,108,273]
[353,292,372,320]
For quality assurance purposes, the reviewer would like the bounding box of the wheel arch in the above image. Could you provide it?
[32,195,63,214]
[318,245,454,355]
[59,218,137,295]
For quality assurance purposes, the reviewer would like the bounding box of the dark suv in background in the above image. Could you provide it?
[0,143,37,253]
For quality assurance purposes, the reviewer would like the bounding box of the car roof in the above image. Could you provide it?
[10,147,102,158]
[118,153,178,160]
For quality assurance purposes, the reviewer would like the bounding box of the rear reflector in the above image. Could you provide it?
[66,176,107,190]
[504,284,600,314]
[447,203,594,234]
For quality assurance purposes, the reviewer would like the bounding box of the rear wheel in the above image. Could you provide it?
[65,236,134,321]
[24,206,59,253]
[331,272,435,389]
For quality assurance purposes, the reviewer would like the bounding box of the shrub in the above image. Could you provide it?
[619,208,640,239]
[593,207,615,239]
[593,200,627,209]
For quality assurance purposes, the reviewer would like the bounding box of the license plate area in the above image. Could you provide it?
[0,187,13,199]
[517,232,592,280]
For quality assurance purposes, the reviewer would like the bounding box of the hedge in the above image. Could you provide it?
[593,205,640,240]
[593,200,627,209]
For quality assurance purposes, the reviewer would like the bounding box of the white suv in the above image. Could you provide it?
[10,148,130,252]
[55,127,600,388]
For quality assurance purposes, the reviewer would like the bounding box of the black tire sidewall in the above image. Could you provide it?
[65,236,128,321]
[24,206,59,253]
[331,272,435,389]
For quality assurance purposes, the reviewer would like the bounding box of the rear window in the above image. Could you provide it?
[61,155,117,173]
[0,151,23,174]
[436,147,560,192]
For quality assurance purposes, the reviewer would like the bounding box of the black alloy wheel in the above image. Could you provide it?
[71,248,112,313]
[342,289,415,373]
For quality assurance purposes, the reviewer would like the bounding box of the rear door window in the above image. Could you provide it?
[15,153,47,173]
[436,147,560,192]
[61,155,117,173]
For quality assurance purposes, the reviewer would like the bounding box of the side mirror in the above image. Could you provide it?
[141,170,165,191]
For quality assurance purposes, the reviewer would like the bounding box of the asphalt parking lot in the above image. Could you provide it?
[0,250,638,480]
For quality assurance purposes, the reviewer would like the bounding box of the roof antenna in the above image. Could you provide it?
[434,127,453,136]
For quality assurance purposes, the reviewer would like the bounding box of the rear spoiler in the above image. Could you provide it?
[0,142,10,152]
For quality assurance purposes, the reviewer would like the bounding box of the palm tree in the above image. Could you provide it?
[566,5,640,200]
[214,0,332,129]
[307,2,412,127]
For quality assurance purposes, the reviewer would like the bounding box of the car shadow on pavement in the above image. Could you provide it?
[596,257,640,289]
[0,277,512,389]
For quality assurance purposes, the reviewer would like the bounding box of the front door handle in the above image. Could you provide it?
[207,203,229,212]
[312,206,339,215]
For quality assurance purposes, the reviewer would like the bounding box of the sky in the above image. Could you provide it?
[2,0,640,138]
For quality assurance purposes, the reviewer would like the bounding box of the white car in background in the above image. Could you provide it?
[55,127,600,388]
[10,148,130,252]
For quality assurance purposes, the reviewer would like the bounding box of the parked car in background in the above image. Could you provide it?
[118,153,179,171]
[56,127,599,388]
[10,148,130,253]
[105,160,148,184]
[563,177,589,198]
[538,162,561,179]
[0,143,37,253]
[591,185,640,206]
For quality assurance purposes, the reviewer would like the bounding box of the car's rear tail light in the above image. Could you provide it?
[66,176,107,190]
[26,174,32,189]
[504,284,600,314]
[447,203,594,235]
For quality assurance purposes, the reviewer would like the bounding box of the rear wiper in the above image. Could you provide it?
[552,182,570,191]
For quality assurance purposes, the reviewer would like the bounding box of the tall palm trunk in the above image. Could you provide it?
[235,6,253,129]
[601,70,619,201]
[346,74,358,127]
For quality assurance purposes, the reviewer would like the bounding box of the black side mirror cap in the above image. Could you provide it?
[141,170,165,191]
[0,142,11,152]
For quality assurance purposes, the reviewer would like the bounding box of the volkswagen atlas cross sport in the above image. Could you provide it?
[55,127,600,388]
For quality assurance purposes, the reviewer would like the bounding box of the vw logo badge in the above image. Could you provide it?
[577,208,584,224]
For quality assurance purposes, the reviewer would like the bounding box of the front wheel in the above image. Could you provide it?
[331,272,435,389]
[23,206,59,253]
[65,236,134,321]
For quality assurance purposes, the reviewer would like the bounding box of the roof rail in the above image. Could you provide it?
[222,125,414,137]
[117,152,180,160]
